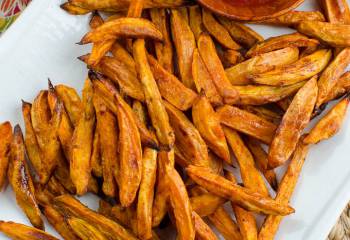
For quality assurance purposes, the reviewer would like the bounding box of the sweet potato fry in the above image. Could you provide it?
[68,217,108,240]
[171,9,196,89]
[0,121,11,190]
[54,195,137,239]
[81,17,163,44]
[91,129,102,177]
[110,42,135,70]
[208,152,224,174]
[54,156,77,194]
[217,105,277,144]
[297,21,350,47]
[246,32,319,58]
[44,204,80,240]
[70,79,95,195]
[218,16,264,48]
[319,0,350,24]
[316,48,350,108]
[251,49,331,86]
[186,165,295,215]
[189,5,204,41]
[0,221,58,240]
[132,100,148,125]
[268,77,318,169]
[192,48,223,106]
[60,2,90,15]
[202,9,241,50]
[150,8,174,73]
[164,101,209,167]
[259,140,309,240]
[34,183,55,206]
[111,204,134,227]
[198,33,239,104]
[190,192,226,217]
[133,39,175,150]
[193,211,218,240]
[324,71,350,103]
[224,127,269,196]
[234,81,306,105]
[242,106,282,125]
[178,6,189,23]
[226,47,299,86]
[192,94,230,163]
[137,148,157,240]
[147,55,197,111]
[47,176,69,196]
[255,10,325,26]
[221,49,244,68]
[8,125,43,229]
[93,95,118,197]
[98,200,113,218]
[305,96,350,144]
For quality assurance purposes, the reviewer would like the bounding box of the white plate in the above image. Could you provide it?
[0,0,350,239]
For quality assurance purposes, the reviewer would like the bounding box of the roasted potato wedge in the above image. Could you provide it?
[217,105,277,144]
[0,221,58,240]
[324,71,350,103]
[8,125,43,229]
[193,211,218,240]
[226,47,299,86]
[255,10,325,26]
[189,5,204,41]
[319,0,350,24]
[60,2,90,15]
[268,77,318,169]
[251,49,331,86]
[0,121,12,190]
[68,217,108,240]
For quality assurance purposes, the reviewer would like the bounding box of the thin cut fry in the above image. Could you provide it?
[268,77,318,169]
[193,211,218,240]
[68,217,108,240]
[217,105,277,144]
[305,96,350,144]
[0,121,11,190]
[324,71,350,103]
[0,221,58,240]
[251,49,331,86]
[255,10,325,26]
[319,0,350,24]
[189,6,204,41]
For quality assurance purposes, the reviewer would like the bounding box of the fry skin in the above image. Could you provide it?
[305,96,350,144]
[70,78,95,195]
[192,48,223,107]
[255,10,325,26]
[316,48,350,108]
[259,140,309,240]
[268,76,318,169]
[133,39,175,150]
[246,32,319,58]
[81,17,163,44]
[68,217,108,240]
[193,211,218,240]
[147,55,198,111]
[202,8,241,50]
[251,49,332,86]
[198,33,239,104]
[217,105,277,144]
[324,71,350,103]
[192,94,230,164]
[226,47,299,86]
[186,165,295,216]
[319,0,350,24]
[189,5,204,41]
[0,221,58,240]
[171,9,196,89]
[0,122,12,190]
[164,101,209,167]
[297,21,350,47]
[8,125,43,229]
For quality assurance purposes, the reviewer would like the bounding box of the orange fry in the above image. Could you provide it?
[0,121,12,190]
[0,221,57,240]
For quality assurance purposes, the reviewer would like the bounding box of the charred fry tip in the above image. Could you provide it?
[88,70,103,82]
[312,103,328,119]
[21,99,31,106]
[77,54,89,63]
[48,79,55,92]
[13,124,22,135]
[59,3,68,10]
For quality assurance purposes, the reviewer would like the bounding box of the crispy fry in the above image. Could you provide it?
[251,49,331,86]
[133,39,175,149]
[68,217,108,240]
[89,11,104,28]
[202,9,241,50]
[297,21,350,47]
[47,176,69,196]
[81,18,163,44]
[54,195,137,239]
[226,47,299,86]
[255,10,325,26]
[222,49,244,68]
[137,148,157,240]
[324,71,350,103]
[150,8,174,73]
[0,121,12,190]
[0,221,58,240]
[242,105,282,125]
[246,32,319,58]
[148,55,198,111]
[54,156,77,194]
[164,101,209,167]
[234,81,306,105]
[198,33,239,104]
[218,16,264,48]
[44,204,80,240]
[110,42,135,70]
[193,211,218,240]
[259,140,309,240]
[127,0,144,17]
[70,79,95,195]
[186,165,295,215]
[171,9,196,89]
[268,77,318,169]
[60,2,90,15]
[192,94,230,163]
[132,100,148,125]
[93,95,118,197]
[190,192,226,217]
[217,105,277,144]
[192,48,223,106]
[91,129,102,177]
[8,125,43,229]
[316,48,350,108]
[319,0,350,24]
[189,5,204,41]
[305,96,350,144]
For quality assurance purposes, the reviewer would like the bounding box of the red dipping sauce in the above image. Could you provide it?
[228,0,274,6]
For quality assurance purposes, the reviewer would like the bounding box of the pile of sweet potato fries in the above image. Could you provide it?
[1,0,350,239]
